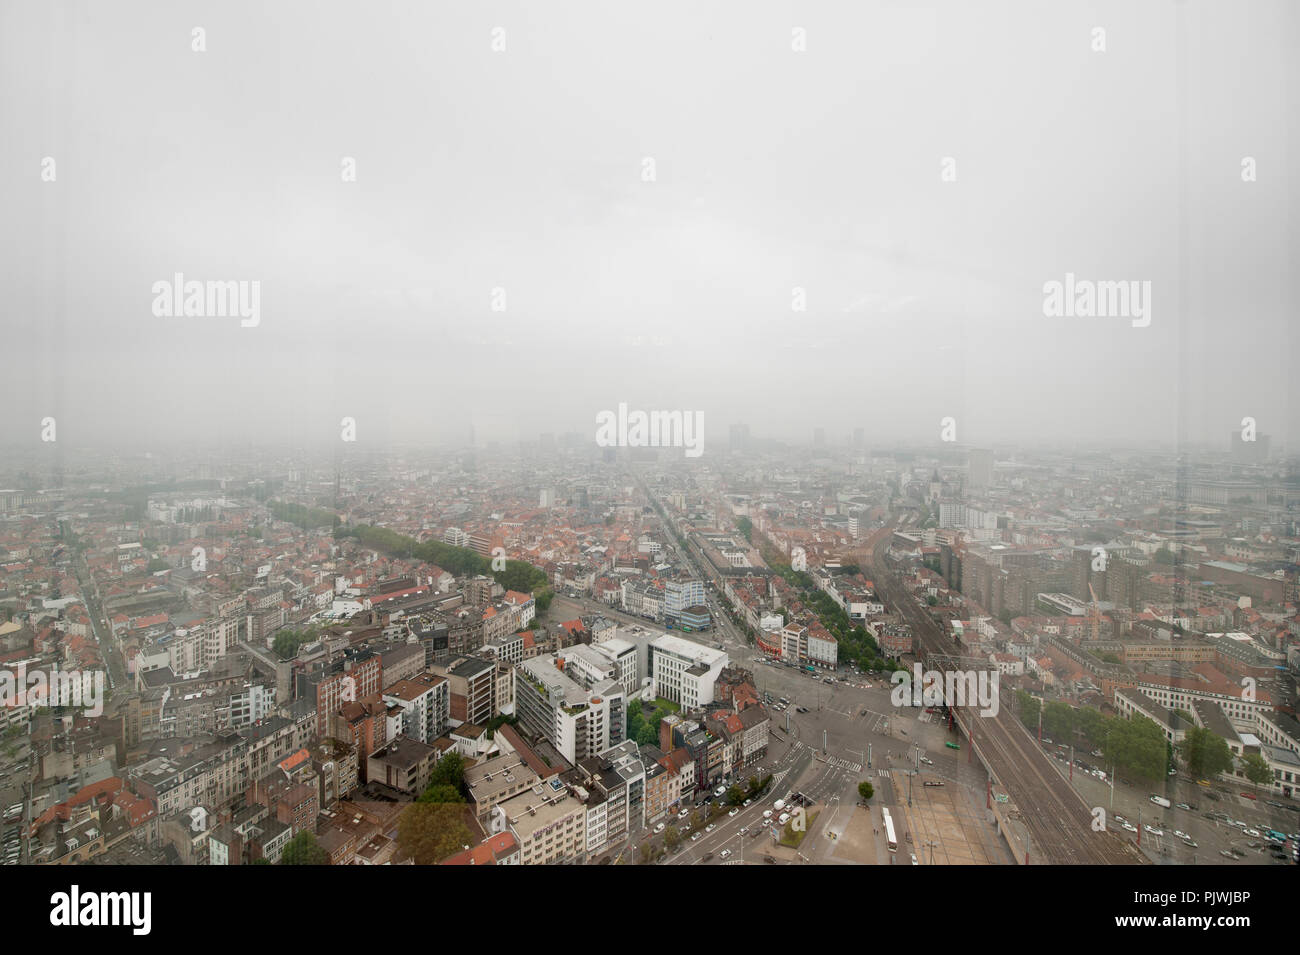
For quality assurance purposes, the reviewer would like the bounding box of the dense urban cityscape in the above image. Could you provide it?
[0,432,1297,871]
[2,2,1295,937]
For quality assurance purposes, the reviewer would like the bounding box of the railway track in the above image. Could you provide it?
[866,528,1143,865]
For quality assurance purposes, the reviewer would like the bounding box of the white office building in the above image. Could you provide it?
[650,634,729,708]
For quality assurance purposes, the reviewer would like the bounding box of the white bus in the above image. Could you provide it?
[882,807,898,853]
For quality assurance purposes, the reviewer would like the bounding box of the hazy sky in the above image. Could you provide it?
[2,1,1296,454]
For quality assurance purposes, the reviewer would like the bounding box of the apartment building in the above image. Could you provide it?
[366,736,439,796]
[382,672,451,744]
[650,633,728,708]
[465,754,543,824]
[492,778,587,865]
[306,651,383,737]
[516,655,626,765]
[429,655,497,726]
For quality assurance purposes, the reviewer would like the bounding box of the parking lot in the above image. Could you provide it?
[1041,742,1300,865]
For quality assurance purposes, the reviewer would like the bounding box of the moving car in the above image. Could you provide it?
[654,823,665,834]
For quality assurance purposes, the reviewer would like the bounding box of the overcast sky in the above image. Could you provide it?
[1,1,1296,455]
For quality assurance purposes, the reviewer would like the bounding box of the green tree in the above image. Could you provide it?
[418,784,464,806]
[727,785,745,806]
[1241,752,1272,793]
[1016,690,1042,729]
[396,802,474,864]
[280,831,329,865]
[664,826,680,849]
[428,752,466,793]
[858,781,874,802]
[1176,727,1235,779]
[1102,715,1167,781]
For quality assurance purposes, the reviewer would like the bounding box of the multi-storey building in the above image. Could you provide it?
[516,655,626,765]
[382,672,451,744]
[650,634,728,708]
[429,655,497,726]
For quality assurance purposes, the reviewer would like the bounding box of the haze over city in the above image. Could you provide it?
[2,1,1297,451]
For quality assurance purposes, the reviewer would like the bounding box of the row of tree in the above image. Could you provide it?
[762,545,893,672]
[1013,692,1272,788]
[269,500,341,531]
[336,524,554,612]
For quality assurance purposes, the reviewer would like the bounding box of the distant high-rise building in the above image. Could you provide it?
[968,449,993,489]
[729,423,750,452]
[539,487,555,508]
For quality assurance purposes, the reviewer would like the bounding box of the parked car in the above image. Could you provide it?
[719,849,732,860]
[654,823,666,834]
